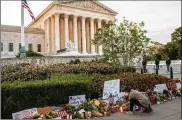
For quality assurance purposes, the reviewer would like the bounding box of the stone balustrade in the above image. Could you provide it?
[1,55,103,66]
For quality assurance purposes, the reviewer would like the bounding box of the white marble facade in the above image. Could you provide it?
[1,0,117,58]
[1,27,45,58]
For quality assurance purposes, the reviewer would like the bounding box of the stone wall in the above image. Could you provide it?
[1,55,103,66]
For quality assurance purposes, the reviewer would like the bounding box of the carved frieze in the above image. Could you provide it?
[61,1,113,14]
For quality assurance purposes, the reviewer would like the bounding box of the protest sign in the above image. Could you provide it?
[114,92,125,103]
[69,95,86,106]
[176,82,181,89]
[12,108,37,119]
[154,84,168,93]
[103,79,120,100]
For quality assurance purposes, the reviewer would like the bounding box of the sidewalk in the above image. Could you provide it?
[99,97,181,120]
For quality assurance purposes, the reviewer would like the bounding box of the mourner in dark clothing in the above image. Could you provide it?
[166,58,171,72]
[142,59,147,73]
[155,59,160,70]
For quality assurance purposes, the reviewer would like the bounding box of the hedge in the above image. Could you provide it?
[48,63,136,74]
[2,72,175,119]
[92,73,174,96]
[1,63,136,82]
[1,63,50,83]
[1,74,94,119]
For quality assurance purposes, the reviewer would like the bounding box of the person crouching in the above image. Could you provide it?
[123,87,153,114]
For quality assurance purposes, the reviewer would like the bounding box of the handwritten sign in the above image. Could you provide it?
[69,95,85,106]
[176,83,181,89]
[103,79,120,99]
[12,108,38,119]
[154,84,168,93]
[114,92,125,103]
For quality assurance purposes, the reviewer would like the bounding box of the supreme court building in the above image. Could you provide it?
[1,0,117,58]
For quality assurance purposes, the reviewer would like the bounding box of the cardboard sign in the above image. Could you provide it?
[12,108,38,119]
[114,92,125,103]
[103,79,120,99]
[37,106,52,115]
[154,84,168,93]
[176,83,181,89]
[69,95,85,106]
[78,109,85,114]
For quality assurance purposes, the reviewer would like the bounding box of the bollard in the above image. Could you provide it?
[156,68,158,74]
[141,68,143,74]
[170,67,173,79]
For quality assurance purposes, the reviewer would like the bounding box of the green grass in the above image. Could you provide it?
[2,74,94,89]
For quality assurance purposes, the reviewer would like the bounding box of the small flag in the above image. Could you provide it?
[56,110,67,118]
[22,0,35,20]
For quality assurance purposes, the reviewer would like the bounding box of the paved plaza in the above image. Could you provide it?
[136,62,182,80]
[100,97,181,120]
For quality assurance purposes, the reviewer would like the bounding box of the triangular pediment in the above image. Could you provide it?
[59,0,117,15]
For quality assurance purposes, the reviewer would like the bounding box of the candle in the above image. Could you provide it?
[120,107,123,112]
[69,115,72,119]
[67,115,69,119]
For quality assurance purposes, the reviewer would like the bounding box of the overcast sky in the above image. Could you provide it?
[1,1,181,44]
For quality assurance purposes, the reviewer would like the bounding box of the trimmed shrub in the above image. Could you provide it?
[1,73,174,118]
[92,73,173,96]
[1,74,94,119]
[1,63,50,82]
[48,63,136,75]
[16,50,44,58]
[1,63,136,82]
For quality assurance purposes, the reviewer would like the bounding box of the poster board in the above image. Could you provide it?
[176,82,181,89]
[103,79,120,100]
[114,92,125,103]
[154,84,168,93]
[69,95,86,106]
[12,108,38,119]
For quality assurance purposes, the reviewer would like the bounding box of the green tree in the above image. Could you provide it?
[171,27,181,59]
[92,17,150,67]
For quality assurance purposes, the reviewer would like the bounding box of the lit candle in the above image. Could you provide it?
[67,115,69,119]
[69,115,72,119]
[120,107,123,112]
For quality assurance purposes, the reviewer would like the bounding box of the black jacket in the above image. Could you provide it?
[166,59,171,65]
[155,59,160,65]
[142,60,147,65]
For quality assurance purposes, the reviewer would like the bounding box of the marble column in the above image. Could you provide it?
[64,14,69,48]
[98,19,102,55]
[73,15,78,51]
[44,20,47,53]
[90,18,96,54]
[47,18,50,53]
[55,13,60,51]
[82,16,87,54]
[86,20,90,53]
[51,16,55,53]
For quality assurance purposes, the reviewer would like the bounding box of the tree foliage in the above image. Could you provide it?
[145,27,181,60]
[171,27,181,59]
[92,18,150,67]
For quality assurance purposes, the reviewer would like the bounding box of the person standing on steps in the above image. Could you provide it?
[155,58,160,70]
[166,57,171,72]
[142,58,147,73]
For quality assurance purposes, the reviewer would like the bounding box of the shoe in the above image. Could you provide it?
[126,111,133,115]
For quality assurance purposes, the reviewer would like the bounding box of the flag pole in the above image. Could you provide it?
[20,0,26,58]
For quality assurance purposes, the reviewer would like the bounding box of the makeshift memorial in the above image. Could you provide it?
[103,79,120,100]
[12,108,38,119]
[154,84,168,93]
[12,80,181,120]
[69,95,86,106]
